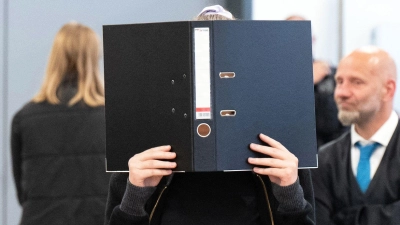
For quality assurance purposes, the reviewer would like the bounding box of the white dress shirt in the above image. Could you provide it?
[351,110,399,178]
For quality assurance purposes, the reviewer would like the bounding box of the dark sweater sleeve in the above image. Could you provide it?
[272,169,316,225]
[271,177,307,212]
[120,180,156,216]
[105,173,156,225]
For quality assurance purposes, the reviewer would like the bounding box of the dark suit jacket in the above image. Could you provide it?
[312,120,400,225]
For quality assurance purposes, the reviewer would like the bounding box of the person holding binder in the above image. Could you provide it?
[105,5,315,225]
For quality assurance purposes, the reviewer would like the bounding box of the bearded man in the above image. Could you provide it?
[312,46,400,225]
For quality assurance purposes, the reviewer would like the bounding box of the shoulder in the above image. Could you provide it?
[14,101,38,115]
[12,101,59,120]
[318,131,350,160]
[11,101,39,124]
[313,131,351,182]
[14,100,104,119]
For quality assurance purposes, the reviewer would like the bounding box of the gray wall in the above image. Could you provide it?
[0,1,233,224]
[2,1,9,225]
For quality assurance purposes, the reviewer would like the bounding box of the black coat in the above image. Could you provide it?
[11,85,110,225]
[314,71,348,148]
[312,120,400,225]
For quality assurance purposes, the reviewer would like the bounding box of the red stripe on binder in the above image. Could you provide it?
[196,107,210,112]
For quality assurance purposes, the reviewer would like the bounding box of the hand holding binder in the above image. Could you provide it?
[248,133,298,187]
[128,133,299,188]
[128,145,177,187]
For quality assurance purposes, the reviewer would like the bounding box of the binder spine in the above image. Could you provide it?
[191,21,216,171]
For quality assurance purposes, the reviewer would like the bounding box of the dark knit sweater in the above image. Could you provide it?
[105,170,315,225]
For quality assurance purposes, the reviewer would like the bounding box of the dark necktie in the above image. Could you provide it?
[355,141,380,193]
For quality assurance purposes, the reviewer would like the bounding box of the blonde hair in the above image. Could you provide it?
[32,22,104,107]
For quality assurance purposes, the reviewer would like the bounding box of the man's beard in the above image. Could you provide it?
[336,94,381,127]
[338,110,360,126]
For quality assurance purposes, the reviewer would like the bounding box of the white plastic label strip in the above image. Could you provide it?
[194,27,211,119]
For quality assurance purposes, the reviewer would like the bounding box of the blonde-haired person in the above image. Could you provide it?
[105,5,315,225]
[32,21,104,106]
[11,22,110,225]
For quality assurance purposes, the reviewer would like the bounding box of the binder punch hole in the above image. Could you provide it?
[219,72,235,78]
[220,110,236,117]
[197,123,211,138]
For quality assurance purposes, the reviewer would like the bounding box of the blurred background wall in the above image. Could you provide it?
[1,0,400,224]
[253,0,340,64]
[343,0,400,111]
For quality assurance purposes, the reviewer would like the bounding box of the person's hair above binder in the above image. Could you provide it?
[194,4,235,21]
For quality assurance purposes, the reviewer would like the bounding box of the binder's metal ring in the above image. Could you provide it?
[220,110,236,117]
[219,72,235,78]
[197,123,211,138]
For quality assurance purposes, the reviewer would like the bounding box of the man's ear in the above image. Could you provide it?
[382,79,396,102]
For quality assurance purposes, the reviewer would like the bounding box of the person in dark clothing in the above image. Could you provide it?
[104,5,315,225]
[286,15,348,148]
[11,22,110,225]
[314,66,348,147]
[312,46,400,224]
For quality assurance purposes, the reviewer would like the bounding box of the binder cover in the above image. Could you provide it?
[103,20,317,172]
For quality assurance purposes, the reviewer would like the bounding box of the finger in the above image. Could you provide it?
[137,149,176,161]
[259,134,288,152]
[146,145,172,152]
[250,143,292,160]
[248,157,289,168]
[137,160,177,170]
